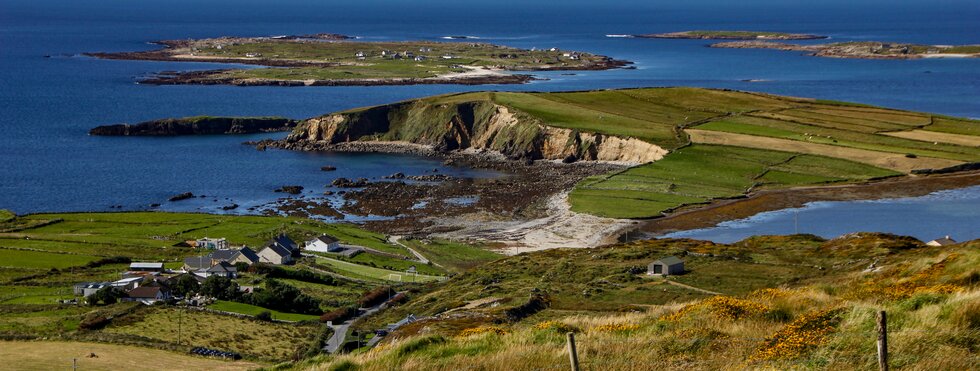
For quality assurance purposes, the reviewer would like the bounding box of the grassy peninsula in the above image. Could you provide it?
[635,30,827,40]
[712,41,980,59]
[276,87,980,219]
[87,36,628,86]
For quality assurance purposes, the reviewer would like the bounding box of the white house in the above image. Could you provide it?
[305,234,341,253]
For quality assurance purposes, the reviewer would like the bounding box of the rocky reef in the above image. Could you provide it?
[90,116,297,136]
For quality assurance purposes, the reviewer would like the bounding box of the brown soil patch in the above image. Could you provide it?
[881,130,980,147]
[686,129,962,173]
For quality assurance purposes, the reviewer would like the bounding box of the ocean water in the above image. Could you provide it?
[660,186,980,243]
[1,0,978,221]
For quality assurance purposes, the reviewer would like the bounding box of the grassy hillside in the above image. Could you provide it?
[288,87,980,219]
[0,211,494,363]
[303,234,980,370]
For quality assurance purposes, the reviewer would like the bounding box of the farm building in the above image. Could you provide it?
[648,256,684,276]
[129,262,164,272]
[305,234,341,252]
[926,235,957,246]
[73,282,109,297]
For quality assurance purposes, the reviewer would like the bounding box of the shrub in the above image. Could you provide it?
[750,308,843,361]
[248,279,322,315]
[533,321,579,333]
[320,306,358,323]
[256,311,274,322]
[79,313,112,330]
[458,326,509,337]
[358,287,393,308]
[504,293,550,322]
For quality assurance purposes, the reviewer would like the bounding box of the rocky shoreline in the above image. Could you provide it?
[138,70,537,86]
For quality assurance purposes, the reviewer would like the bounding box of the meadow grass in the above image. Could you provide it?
[0,341,264,371]
[399,238,502,273]
[310,239,980,371]
[0,248,100,269]
[315,257,444,283]
[106,307,319,361]
[208,300,320,322]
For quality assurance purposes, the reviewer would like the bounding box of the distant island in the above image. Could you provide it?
[86,34,630,86]
[632,30,827,40]
[711,41,980,59]
[89,116,297,136]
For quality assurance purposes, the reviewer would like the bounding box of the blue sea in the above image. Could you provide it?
[0,0,977,237]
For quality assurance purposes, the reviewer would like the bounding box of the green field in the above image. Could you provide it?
[315,257,444,283]
[400,238,502,273]
[208,300,320,322]
[570,144,900,218]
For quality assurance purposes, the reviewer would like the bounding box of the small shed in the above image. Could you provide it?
[648,256,684,276]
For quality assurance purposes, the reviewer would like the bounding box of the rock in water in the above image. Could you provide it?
[168,192,194,202]
[320,165,337,171]
[89,116,297,136]
[275,186,304,195]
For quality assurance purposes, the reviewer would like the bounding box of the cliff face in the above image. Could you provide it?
[90,116,297,136]
[286,100,667,164]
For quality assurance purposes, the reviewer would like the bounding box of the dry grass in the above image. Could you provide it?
[105,307,319,361]
[881,130,980,147]
[0,341,262,370]
[687,129,962,172]
[306,246,980,370]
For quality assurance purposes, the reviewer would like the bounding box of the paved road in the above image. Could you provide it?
[389,235,445,268]
[323,301,387,353]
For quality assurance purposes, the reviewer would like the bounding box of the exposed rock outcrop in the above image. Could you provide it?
[281,99,667,164]
[90,116,297,136]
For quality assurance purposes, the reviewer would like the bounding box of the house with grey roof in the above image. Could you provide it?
[204,261,238,278]
[125,285,171,304]
[926,235,957,246]
[648,256,685,276]
[258,242,294,265]
[230,246,260,265]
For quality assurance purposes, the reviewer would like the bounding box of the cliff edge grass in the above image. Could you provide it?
[274,87,980,218]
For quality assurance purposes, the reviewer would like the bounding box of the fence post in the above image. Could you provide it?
[567,332,580,371]
[877,310,888,371]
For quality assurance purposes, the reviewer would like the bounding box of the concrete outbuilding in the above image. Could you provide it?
[648,256,684,276]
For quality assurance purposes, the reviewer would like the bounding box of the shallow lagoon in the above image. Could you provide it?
[660,186,980,243]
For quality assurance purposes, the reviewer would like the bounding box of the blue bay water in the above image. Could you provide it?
[0,0,978,233]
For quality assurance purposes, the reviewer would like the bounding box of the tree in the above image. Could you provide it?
[171,274,200,297]
[247,279,322,315]
[201,275,240,300]
[87,286,125,306]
